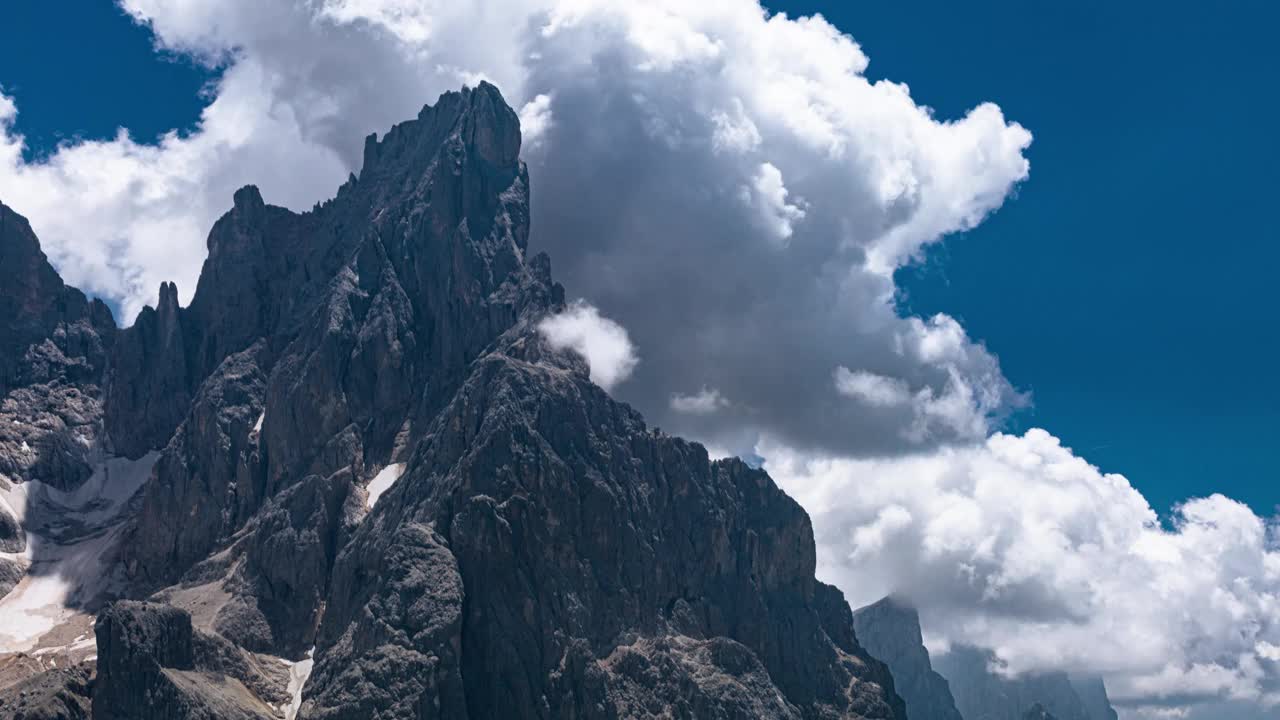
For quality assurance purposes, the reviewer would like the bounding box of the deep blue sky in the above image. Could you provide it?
[1,2,1275,515]
[0,1,214,159]
[789,0,1280,516]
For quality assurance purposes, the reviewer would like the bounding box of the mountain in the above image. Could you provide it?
[847,596,1119,720]
[851,597,964,720]
[0,201,116,495]
[933,645,1118,720]
[0,83,909,719]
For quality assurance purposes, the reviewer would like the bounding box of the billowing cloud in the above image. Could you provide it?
[538,301,638,391]
[743,161,806,241]
[0,0,1031,458]
[516,3,1030,457]
[0,1,1270,716]
[765,429,1280,712]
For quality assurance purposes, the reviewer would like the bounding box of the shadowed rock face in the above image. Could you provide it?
[0,661,92,720]
[92,601,279,720]
[306,346,903,719]
[0,202,116,492]
[1,83,910,718]
[852,597,963,720]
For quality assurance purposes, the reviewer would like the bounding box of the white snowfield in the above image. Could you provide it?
[0,452,159,654]
[281,646,315,720]
[365,462,406,510]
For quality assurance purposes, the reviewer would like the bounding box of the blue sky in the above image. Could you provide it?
[792,0,1280,516]
[3,1,1273,515]
[0,2,213,160]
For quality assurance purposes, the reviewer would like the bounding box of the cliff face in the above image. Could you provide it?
[852,597,964,720]
[0,83,907,719]
[0,201,119,608]
[0,202,116,493]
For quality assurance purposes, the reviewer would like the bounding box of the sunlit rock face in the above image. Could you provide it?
[0,84,910,719]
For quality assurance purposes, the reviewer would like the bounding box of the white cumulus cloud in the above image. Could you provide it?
[743,161,806,240]
[764,429,1280,713]
[538,301,638,391]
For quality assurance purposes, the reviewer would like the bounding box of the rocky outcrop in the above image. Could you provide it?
[306,340,906,718]
[105,281,191,459]
[852,597,963,720]
[0,662,92,720]
[933,645,1116,720]
[0,201,115,492]
[91,601,276,720]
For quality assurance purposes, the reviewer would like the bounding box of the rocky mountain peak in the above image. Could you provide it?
[0,200,113,393]
[232,184,266,217]
[1,85,911,719]
[360,81,520,181]
[0,200,115,497]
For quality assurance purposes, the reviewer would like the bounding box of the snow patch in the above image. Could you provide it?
[0,452,158,654]
[365,463,405,510]
[282,647,315,720]
[253,412,264,434]
[42,452,159,528]
[0,480,33,535]
[0,532,115,651]
[69,634,96,651]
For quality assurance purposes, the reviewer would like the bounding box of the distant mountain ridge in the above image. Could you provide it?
[852,597,964,720]
[851,596,1118,720]
[932,644,1117,720]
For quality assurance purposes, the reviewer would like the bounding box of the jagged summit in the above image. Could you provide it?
[358,81,520,183]
[0,200,116,501]
[0,200,114,392]
[0,83,911,717]
[233,184,266,214]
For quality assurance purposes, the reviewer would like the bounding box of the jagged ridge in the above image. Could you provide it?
[0,83,909,719]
